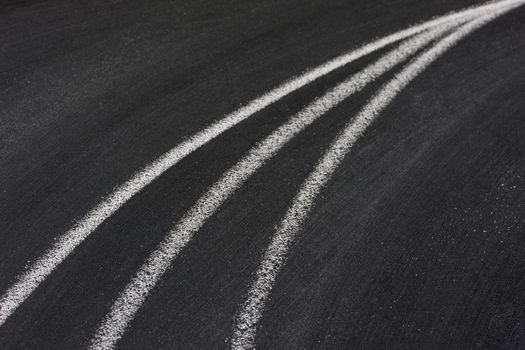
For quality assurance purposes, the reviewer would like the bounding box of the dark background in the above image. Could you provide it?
[1,0,524,348]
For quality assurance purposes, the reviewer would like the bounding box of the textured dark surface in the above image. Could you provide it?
[1,0,525,349]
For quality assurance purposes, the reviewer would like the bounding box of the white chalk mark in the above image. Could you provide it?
[0,0,520,330]
[230,4,525,349]
[88,21,469,350]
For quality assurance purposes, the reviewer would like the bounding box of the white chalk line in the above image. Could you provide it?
[0,0,520,330]
[230,3,525,349]
[86,19,475,350]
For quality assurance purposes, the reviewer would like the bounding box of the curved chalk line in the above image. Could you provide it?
[0,0,520,334]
